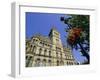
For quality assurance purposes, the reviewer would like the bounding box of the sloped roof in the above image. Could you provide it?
[31,34,52,43]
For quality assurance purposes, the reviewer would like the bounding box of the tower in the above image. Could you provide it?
[49,27,62,46]
[49,27,64,66]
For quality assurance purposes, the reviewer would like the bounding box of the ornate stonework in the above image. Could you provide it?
[26,28,77,67]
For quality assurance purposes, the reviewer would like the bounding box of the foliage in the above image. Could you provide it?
[61,15,90,63]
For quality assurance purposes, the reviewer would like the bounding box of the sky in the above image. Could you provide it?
[26,12,86,63]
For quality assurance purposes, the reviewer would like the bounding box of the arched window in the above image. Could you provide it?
[26,56,33,67]
[35,58,41,67]
[60,61,64,65]
[28,56,33,67]
[42,59,46,66]
[44,49,47,56]
[56,52,58,58]
[60,53,62,59]
[30,45,32,48]
[48,60,51,66]
[70,62,73,65]
[39,48,42,55]
[49,51,51,57]
[57,60,59,66]
[26,56,29,67]
[69,62,71,65]
[67,62,69,65]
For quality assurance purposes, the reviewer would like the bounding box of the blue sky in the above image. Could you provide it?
[26,12,86,63]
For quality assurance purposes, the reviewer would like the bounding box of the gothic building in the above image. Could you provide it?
[26,27,77,67]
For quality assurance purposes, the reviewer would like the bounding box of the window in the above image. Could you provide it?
[40,41,44,46]
[70,62,73,65]
[26,56,29,67]
[49,51,51,57]
[26,56,28,59]
[42,59,46,66]
[67,62,69,65]
[56,47,61,51]
[44,49,47,56]
[60,53,62,59]
[48,60,51,66]
[40,42,42,44]
[69,62,71,65]
[57,60,59,66]
[26,56,33,67]
[28,56,33,67]
[60,61,64,65]
[39,48,42,55]
[56,52,58,58]
[56,39,59,42]
[35,58,41,67]
[30,45,32,48]
[33,38,38,44]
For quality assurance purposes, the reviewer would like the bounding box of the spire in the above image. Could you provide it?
[51,26,58,32]
[48,26,58,37]
[48,25,60,39]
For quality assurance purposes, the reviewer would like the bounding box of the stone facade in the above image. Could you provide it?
[26,28,77,67]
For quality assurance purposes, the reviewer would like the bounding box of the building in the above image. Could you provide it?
[26,27,77,67]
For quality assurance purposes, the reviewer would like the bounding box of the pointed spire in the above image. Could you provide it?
[51,25,57,31]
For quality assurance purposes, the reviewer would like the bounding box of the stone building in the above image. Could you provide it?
[26,27,77,67]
